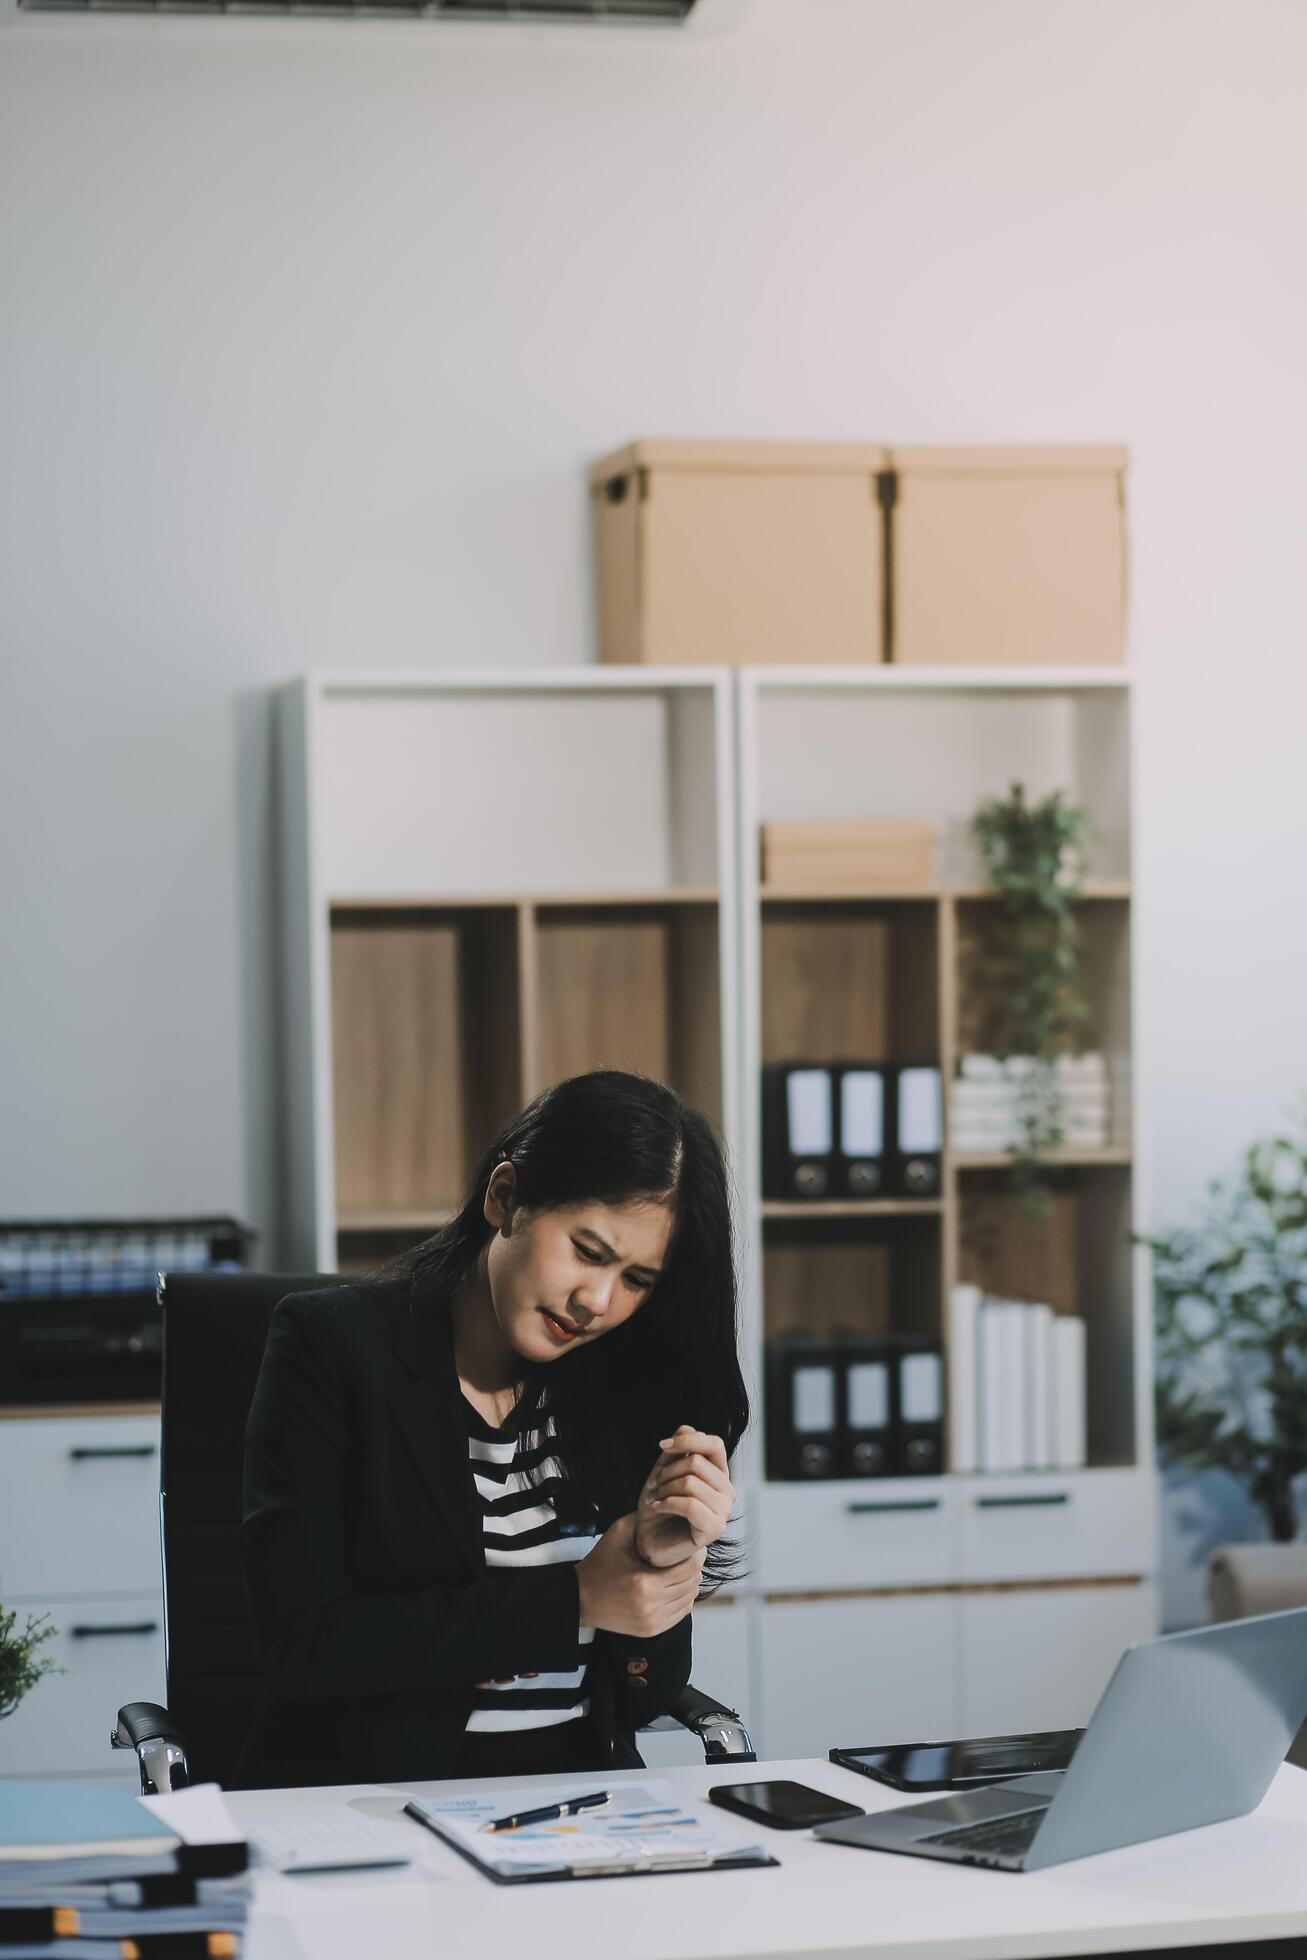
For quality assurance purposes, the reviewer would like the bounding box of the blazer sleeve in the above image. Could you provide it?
[242,1298,584,1702]
[598,1612,693,1736]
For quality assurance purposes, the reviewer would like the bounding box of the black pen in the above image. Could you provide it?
[482,1790,611,1834]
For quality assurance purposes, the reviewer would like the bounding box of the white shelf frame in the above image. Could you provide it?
[278,663,1158,1738]
[278,669,741,1275]
[734,665,1156,1555]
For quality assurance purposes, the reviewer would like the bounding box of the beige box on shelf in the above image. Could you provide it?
[760,819,935,892]
[887,445,1127,666]
[592,439,888,667]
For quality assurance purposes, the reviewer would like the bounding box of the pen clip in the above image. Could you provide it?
[482,1789,611,1834]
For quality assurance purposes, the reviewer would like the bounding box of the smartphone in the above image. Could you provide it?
[708,1780,865,1831]
[829,1728,1082,1793]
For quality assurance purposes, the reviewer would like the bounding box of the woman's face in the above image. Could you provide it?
[482,1164,674,1366]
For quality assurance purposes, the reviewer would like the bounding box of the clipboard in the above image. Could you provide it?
[403,1780,779,1884]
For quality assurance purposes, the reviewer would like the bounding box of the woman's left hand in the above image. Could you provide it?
[634,1426,735,1569]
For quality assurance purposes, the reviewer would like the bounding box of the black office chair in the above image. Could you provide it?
[112,1271,754,1794]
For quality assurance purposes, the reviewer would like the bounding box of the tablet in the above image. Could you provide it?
[830,1729,1082,1793]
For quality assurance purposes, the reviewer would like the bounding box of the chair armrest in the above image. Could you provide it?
[665,1684,756,1763]
[112,1701,190,1795]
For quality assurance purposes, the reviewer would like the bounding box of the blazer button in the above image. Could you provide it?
[626,1656,649,1675]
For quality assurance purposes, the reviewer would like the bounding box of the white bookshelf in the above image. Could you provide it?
[277,670,740,1277]
[277,664,1158,1758]
[737,666,1158,1752]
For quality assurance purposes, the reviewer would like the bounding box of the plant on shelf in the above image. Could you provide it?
[1150,1121,1307,1543]
[0,1595,58,1724]
[971,782,1095,1188]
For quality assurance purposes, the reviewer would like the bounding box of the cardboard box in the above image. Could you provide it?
[592,439,888,666]
[761,819,935,892]
[887,445,1127,665]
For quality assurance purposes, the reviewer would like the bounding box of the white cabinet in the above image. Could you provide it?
[956,1582,1159,1737]
[0,1417,161,1600]
[755,1481,954,1593]
[955,1469,1154,1585]
[638,1598,754,1771]
[758,1594,957,1762]
[0,1596,165,1779]
[0,1414,163,1780]
[688,1598,752,1720]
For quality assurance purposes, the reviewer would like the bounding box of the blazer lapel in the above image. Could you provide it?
[387,1281,485,1573]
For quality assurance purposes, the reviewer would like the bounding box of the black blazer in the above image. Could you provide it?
[235,1278,692,1788]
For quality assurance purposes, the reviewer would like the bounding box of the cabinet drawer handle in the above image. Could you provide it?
[975,1493,1072,1510]
[68,1446,157,1461]
[846,1498,942,1515]
[69,1621,160,1639]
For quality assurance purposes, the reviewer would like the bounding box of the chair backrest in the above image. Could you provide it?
[158,1269,343,1788]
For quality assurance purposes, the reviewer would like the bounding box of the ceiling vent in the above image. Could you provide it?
[20,0,696,15]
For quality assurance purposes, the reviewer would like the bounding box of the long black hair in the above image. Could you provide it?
[385,1069,749,1589]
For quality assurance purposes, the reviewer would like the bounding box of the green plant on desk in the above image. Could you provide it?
[0,1596,59,1722]
[1149,1119,1307,1543]
[972,781,1095,1191]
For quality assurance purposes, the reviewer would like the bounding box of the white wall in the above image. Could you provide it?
[2,0,1303,1609]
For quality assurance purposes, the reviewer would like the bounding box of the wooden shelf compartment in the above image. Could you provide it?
[334,1229,435,1275]
[760,898,939,1068]
[762,1211,942,1348]
[529,900,722,1130]
[956,1164,1137,1468]
[336,1209,455,1232]
[951,894,1132,1155]
[329,905,523,1225]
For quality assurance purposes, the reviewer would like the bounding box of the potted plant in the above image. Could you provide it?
[1150,1123,1307,1549]
[971,782,1095,1177]
[0,1595,58,1725]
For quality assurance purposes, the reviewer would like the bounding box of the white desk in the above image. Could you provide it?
[227,1764,1307,1960]
[229,1757,1307,1960]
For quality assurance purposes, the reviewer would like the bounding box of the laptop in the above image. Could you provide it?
[813,1606,1307,1872]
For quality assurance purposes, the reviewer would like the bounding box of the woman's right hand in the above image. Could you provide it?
[576,1512,703,1638]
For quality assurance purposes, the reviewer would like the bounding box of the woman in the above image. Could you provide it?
[235,1068,749,1788]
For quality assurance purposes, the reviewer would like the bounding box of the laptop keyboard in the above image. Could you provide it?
[918,1807,1048,1862]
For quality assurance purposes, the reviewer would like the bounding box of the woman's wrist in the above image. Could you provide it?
[631,1520,662,1570]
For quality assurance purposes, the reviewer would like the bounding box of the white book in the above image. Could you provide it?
[958,1052,1107,1085]
[1023,1302,1055,1471]
[958,1054,1004,1080]
[953,1084,1107,1112]
[1055,1052,1108,1083]
[1060,1119,1110,1148]
[979,1300,1025,1473]
[1050,1316,1087,1470]
[951,1120,1018,1148]
[947,1284,982,1474]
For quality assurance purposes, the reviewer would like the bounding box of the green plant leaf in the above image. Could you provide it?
[0,1598,61,1723]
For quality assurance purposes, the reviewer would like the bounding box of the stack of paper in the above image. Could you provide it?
[0,1782,250,1960]
[950,1054,1111,1153]
[405,1779,775,1884]
[948,1284,1086,1474]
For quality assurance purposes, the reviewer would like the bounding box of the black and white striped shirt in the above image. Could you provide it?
[462,1398,598,1743]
